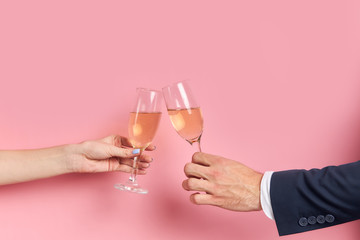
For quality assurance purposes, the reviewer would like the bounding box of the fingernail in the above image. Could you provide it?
[132,149,140,154]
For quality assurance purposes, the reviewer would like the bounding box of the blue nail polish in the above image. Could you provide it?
[132,149,140,154]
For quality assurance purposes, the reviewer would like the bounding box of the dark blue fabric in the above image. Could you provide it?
[270,161,360,236]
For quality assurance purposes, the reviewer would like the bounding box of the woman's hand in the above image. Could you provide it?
[65,135,155,174]
[0,135,156,185]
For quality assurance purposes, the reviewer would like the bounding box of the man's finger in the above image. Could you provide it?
[190,193,219,206]
[182,178,214,193]
[192,152,216,166]
[184,162,209,179]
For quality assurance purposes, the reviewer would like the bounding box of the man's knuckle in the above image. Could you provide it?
[211,169,222,180]
[206,182,215,192]
[210,183,221,195]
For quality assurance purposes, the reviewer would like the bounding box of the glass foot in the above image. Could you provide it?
[114,180,148,194]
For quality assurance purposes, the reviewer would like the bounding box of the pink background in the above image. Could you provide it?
[1,0,360,239]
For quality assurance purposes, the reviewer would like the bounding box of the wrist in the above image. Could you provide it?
[61,144,79,174]
[254,172,264,211]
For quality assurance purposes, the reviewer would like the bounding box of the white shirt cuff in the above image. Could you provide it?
[260,171,275,220]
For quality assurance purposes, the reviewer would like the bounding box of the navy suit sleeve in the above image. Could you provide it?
[270,161,360,236]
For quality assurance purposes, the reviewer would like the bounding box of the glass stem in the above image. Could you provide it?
[129,155,139,184]
[189,138,202,152]
[195,140,202,152]
[188,134,202,152]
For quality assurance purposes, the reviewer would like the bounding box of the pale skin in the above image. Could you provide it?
[182,152,263,212]
[0,135,154,186]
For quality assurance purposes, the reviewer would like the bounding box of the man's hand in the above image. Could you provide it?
[182,152,263,212]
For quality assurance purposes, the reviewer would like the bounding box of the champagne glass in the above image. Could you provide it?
[114,88,162,194]
[162,80,203,152]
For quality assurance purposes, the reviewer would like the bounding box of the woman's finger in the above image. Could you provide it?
[137,154,153,163]
[99,135,122,146]
[145,143,156,151]
[119,158,150,169]
[106,158,147,174]
[107,145,140,158]
[96,135,156,151]
[120,137,156,151]
[118,154,152,164]
[115,164,147,174]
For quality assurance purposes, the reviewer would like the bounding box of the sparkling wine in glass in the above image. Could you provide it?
[114,88,162,194]
[162,80,203,152]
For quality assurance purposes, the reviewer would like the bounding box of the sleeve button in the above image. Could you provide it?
[317,215,325,224]
[325,214,335,223]
[299,217,308,227]
[308,216,316,225]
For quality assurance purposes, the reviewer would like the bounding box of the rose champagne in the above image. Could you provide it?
[128,112,162,149]
[167,107,203,143]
